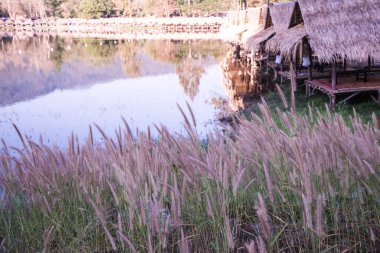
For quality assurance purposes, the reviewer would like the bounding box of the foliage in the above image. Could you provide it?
[79,0,114,18]
[45,0,63,17]
[0,0,297,18]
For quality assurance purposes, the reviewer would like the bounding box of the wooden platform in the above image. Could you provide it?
[278,67,359,81]
[306,76,380,107]
[279,70,330,81]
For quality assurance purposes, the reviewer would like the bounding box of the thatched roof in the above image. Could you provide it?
[241,5,273,52]
[265,24,307,57]
[242,3,298,52]
[244,27,275,52]
[241,25,264,44]
[298,0,380,62]
[270,2,296,33]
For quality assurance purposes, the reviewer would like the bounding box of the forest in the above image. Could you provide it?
[0,0,283,19]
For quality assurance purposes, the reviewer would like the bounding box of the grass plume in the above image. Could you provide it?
[0,103,379,252]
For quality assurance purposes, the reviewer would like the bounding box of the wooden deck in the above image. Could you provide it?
[306,76,380,107]
[278,67,359,82]
[279,70,330,81]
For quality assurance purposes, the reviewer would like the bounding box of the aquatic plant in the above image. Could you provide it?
[0,101,379,252]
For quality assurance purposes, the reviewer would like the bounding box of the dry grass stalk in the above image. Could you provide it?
[275,84,289,109]
[256,193,272,240]
[0,102,379,252]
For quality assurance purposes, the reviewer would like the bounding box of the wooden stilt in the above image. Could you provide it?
[330,94,336,109]
[308,46,313,81]
[290,58,297,112]
[331,60,337,90]
[368,55,372,70]
[343,57,347,71]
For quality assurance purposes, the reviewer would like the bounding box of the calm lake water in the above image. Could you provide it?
[0,35,257,148]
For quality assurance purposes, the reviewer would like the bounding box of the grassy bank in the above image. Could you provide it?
[263,82,380,123]
[0,102,379,252]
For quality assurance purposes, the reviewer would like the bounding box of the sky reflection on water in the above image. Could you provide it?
[0,36,232,148]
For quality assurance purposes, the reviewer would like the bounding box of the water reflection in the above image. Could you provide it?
[0,35,233,147]
[221,45,264,111]
[0,36,229,106]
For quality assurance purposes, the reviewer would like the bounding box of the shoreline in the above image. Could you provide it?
[0,29,224,40]
[0,17,224,40]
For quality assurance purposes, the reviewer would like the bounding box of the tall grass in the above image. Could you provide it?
[0,101,379,252]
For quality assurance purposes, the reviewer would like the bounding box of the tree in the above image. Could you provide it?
[45,0,63,17]
[79,0,114,19]
[143,0,178,17]
[60,0,81,18]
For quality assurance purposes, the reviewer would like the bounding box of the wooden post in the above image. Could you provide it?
[330,94,336,109]
[306,82,310,97]
[295,52,298,78]
[308,43,313,81]
[343,57,347,71]
[331,60,337,91]
[266,52,269,89]
[290,58,297,112]
[368,55,372,70]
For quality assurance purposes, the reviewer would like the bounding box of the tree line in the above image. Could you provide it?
[0,0,271,19]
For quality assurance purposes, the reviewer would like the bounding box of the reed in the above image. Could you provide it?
[0,102,379,252]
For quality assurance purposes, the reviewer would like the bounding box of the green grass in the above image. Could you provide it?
[0,100,379,252]
[240,78,380,130]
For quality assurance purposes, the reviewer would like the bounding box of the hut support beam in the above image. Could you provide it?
[331,61,337,90]
[329,94,336,109]
[368,55,372,70]
[290,59,297,111]
[343,57,347,71]
[369,91,380,105]
[308,48,313,81]
[336,92,360,106]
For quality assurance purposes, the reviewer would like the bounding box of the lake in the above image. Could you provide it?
[0,35,258,148]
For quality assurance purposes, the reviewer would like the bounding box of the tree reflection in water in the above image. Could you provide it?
[0,35,229,105]
[119,40,143,77]
[176,50,205,100]
[221,45,264,112]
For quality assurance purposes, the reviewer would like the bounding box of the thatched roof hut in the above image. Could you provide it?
[270,2,297,33]
[242,6,273,51]
[243,2,298,52]
[244,27,275,52]
[265,2,306,57]
[298,0,380,62]
[240,7,268,43]
[265,24,307,57]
